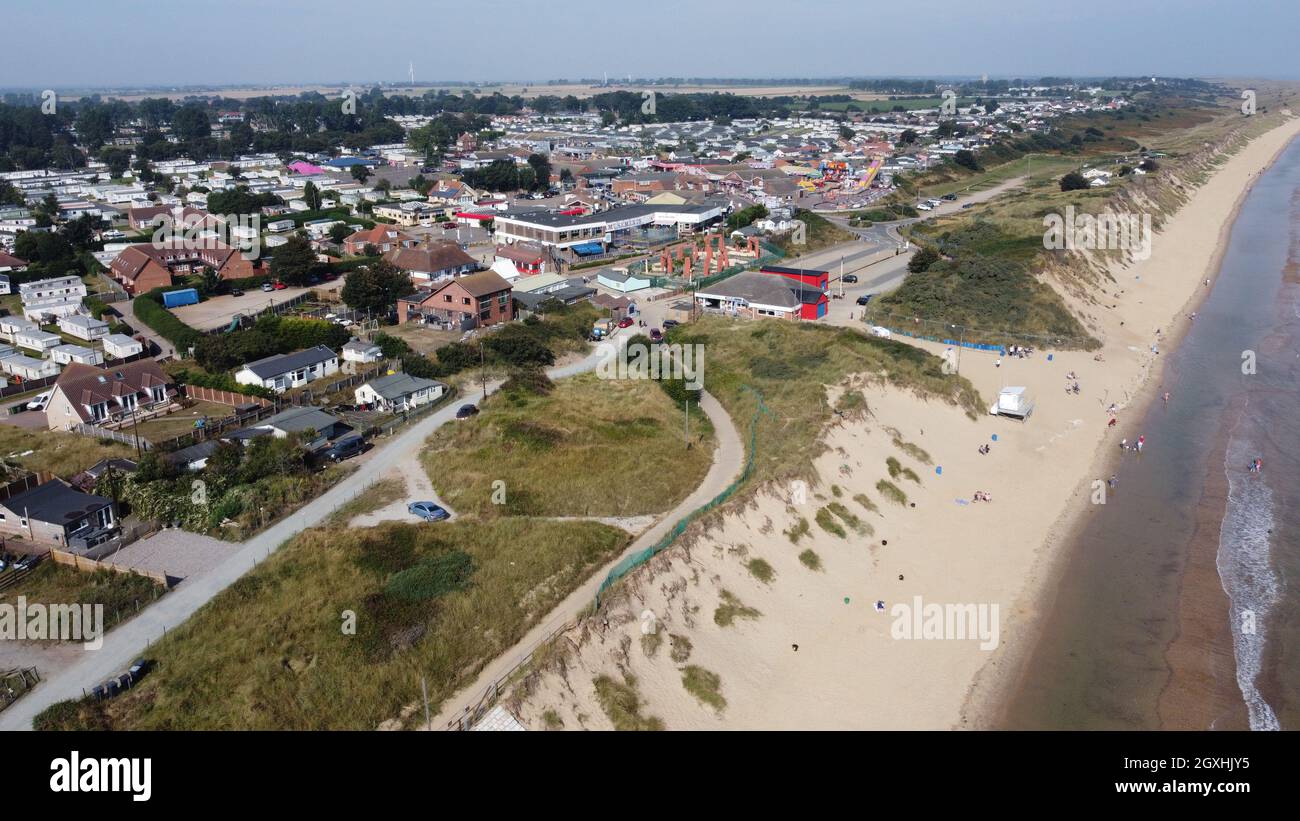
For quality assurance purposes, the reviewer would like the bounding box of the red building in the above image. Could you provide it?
[759,265,829,291]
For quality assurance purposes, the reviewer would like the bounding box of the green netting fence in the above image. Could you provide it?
[592,388,769,610]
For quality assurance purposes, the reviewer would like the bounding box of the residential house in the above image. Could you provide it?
[109,240,259,295]
[233,406,348,451]
[0,251,27,274]
[354,372,446,412]
[386,240,479,284]
[14,327,61,353]
[342,225,417,256]
[0,478,117,551]
[341,338,383,365]
[397,270,514,328]
[234,345,339,393]
[43,359,176,431]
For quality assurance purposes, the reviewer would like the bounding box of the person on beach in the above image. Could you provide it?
[1136,435,1145,453]
[1108,474,1118,489]
[1108,417,1118,428]
[1120,438,1128,451]
[1163,391,1171,406]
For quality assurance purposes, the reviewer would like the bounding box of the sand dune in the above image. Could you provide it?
[504,116,1300,730]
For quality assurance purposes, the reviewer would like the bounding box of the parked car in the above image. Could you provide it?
[870,326,892,338]
[649,328,663,341]
[261,282,274,292]
[455,403,479,419]
[272,281,288,291]
[662,319,680,329]
[916,203,932,211]
[856,294,873,306]
[25,390,53,412]
[843,274,859,284]
[942,193,958,201]
[617,316,634,329]
[408,501,450,522]
[442,221,458,230]
[323,435,366,462]
[961,203,975,209]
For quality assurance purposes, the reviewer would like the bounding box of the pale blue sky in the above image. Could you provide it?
[3,0,1296,88]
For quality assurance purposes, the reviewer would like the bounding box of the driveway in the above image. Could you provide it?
[0,332,662,730]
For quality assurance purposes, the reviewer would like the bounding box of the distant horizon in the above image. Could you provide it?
[1,74,1289,98]
[2,0,1296,88]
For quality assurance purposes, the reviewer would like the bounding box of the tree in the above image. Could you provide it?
[350,165,372,183]
[526,153,552,191]
[271,235,317,285]
[100,147,131,179]
[303,181,322,211]
[1059,172,1090,192]
[897,129,918,146]
[908,246,940,273]
[328,223,350,244]
[173,104,212,143]
[838,125,856,141]
[341,259,413,314]
[954,150,981,171]
[936,120,956,138]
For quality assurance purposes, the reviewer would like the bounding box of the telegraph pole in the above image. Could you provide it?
[479,340,486,399]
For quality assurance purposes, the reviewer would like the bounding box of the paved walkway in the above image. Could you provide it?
[428,386,745,730]
[0,334,640,730]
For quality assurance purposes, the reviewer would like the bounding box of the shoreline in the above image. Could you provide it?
[502,116,1300,731]
[964,117,1300,730]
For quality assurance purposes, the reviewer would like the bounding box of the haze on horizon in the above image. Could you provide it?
[2,0,1297,90]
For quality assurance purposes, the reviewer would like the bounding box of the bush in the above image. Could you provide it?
[1059,171,1090,191]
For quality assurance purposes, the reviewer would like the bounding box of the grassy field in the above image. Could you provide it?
[0,562,166,635]
[667,317,980,493]
[917,154,1081,198]
[0,426,135,483]
[423,372,715,518]
[35,517,630,730]
[132,401,234,442]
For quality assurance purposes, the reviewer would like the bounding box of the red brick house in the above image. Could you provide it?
[109,241,260,294]
[398,270,514,329]
[342,225,417,256]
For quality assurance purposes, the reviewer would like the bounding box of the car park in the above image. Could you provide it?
[408,501,450,522]
[455,404,479,419]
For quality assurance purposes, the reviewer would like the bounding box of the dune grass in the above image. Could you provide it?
[876,479,908,506]
[669,634,693,664]
[814,506,846,538]
[826,501,871,536]
[713,590,761,627]
[325,477,407,526]
[798,549,823,571]
[853,493,879,514]
[681,665,726,712]
[594,673,664,731]
[667,318,981,498]
[746,557,775,584]
[785,516,811,544]
[886,457,921,484]
[422,372,714,518]
[36,518,630,730]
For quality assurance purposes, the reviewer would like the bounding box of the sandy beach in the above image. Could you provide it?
[502,116,1300,730]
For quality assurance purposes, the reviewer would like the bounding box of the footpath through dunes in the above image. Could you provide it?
[0,331,641,730]
[503,116,1300,731]
[424,386,745,730]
